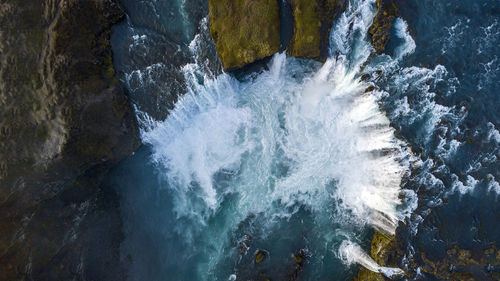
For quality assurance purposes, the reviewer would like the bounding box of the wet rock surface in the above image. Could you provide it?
[255,250,267,264]
[419,245,500,280]
[287,0,346,60]
[287,249,307,281]
[354,223,500,281]
[353,232,402,281]
[368,0,399,54]
[112,0,221,121]
[0,0,139,279]
[208,0,281,70]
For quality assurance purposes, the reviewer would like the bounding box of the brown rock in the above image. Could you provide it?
[287,0,346,60]
[208,0,281,70]
[368,0,399,54]
[420,245,500,280]
[353,232,401,281]
[255,249,267,263]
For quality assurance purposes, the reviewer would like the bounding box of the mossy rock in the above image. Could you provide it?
[352,232,399,281]
[287,0,345,60]
[208,0,280,70]
[368,0,399,54]
[420,244,500,280]
[354,231,500,280]
[255,250,267,263]
[353,267,387,281]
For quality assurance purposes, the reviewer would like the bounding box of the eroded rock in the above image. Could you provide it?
[353,232,401,281]
[287,0,345,60]
[208,0,281,70]
[368,0,399,54]
[207,0,347,69]
[0,0,139,279]
[420,245,500,280]
[353,231,500,281]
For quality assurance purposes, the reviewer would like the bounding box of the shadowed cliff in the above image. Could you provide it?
[0,0,139,279]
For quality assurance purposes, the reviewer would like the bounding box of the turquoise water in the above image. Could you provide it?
[109,0,500,280]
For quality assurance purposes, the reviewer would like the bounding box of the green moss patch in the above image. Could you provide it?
[287,0,343,60]
[368,0,398,54]
[208,0,281,70]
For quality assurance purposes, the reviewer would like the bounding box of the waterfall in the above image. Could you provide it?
[133,0,420,277]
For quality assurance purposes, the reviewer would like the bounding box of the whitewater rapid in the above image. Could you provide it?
[134,0,423,276]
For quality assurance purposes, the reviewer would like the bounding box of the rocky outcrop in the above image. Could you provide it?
[0,0,139,280]
[368,0,398,54]
[354,232,500,281]
[353,232,401,281]
[207,0,400,67]
[287,0,345,60]
[208,0,281,70]
[208,0,346,70]
[420,245,500,280]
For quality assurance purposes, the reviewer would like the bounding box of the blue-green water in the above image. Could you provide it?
[109,0,500,280]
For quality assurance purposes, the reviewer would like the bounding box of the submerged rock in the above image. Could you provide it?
[354,230,500,280]
[0,0,139,279]
[288,249,307,281]
[368,0,399,54]
[420,245,500,280]
[255,249,267,263]
[287,0,346,60]
[208,0,281,70]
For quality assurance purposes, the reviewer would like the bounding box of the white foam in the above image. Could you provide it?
[487,175,500,194]
[138,0,422,275]
[329,0,375,69]
[124,63,166,91]
[339,240,404,277]
[139,50,411,272]
[487,122,500,143]
[142,73,253,211]
[441,19,466,54]
[390,65,452,144]
[394,18,416,59]
[451,174,479,194]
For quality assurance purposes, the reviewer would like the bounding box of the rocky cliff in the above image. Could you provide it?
[208,0,281,70]
[207,0,399,68]
[208,0,346,70]
[287,0,345,60]
[368,0,399,54]
[0,0,139,279]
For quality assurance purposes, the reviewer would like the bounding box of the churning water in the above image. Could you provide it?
[109,0,500,280]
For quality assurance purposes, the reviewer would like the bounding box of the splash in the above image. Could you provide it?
[135,0,420,276]
[142,49,410,226]
[339,240,404,278]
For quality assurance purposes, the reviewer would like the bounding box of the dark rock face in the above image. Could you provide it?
[0,0,140,280]
[368,0,399,54]
[287,0,346,60]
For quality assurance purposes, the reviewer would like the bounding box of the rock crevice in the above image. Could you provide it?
[208,0,347,70]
